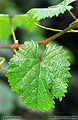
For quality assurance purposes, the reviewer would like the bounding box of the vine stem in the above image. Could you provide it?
[36,22,77,45]
[40,45,46,62]
[10,19,17,44]
[0,45,13,48]
[0,44,22,49]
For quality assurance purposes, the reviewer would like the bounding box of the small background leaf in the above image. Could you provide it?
[12,15,27,30]
[0,14,11,43]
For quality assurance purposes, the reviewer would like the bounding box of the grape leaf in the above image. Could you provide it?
[25,0,76,31]
[6,41,71,112]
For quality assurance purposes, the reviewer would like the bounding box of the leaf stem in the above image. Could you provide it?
[67,10,77,20]
[10,19,17,43]
[40,45,46,62]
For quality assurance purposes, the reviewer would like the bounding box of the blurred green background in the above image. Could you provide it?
[0,0,78,120]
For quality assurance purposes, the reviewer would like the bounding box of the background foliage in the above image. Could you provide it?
[0,0,78,119]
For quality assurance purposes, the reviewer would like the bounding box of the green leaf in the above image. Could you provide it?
[0,14,11,43]
[25,0,75,31]
[6,41,71,112]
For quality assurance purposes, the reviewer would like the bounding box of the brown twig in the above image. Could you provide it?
[0,44,23,49]
[0,45,14,48]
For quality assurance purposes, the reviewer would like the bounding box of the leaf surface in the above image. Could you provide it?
[6,41,71,112]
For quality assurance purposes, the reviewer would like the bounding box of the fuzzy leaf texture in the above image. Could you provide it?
[25,0,76,31]
[6,41,71,112]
